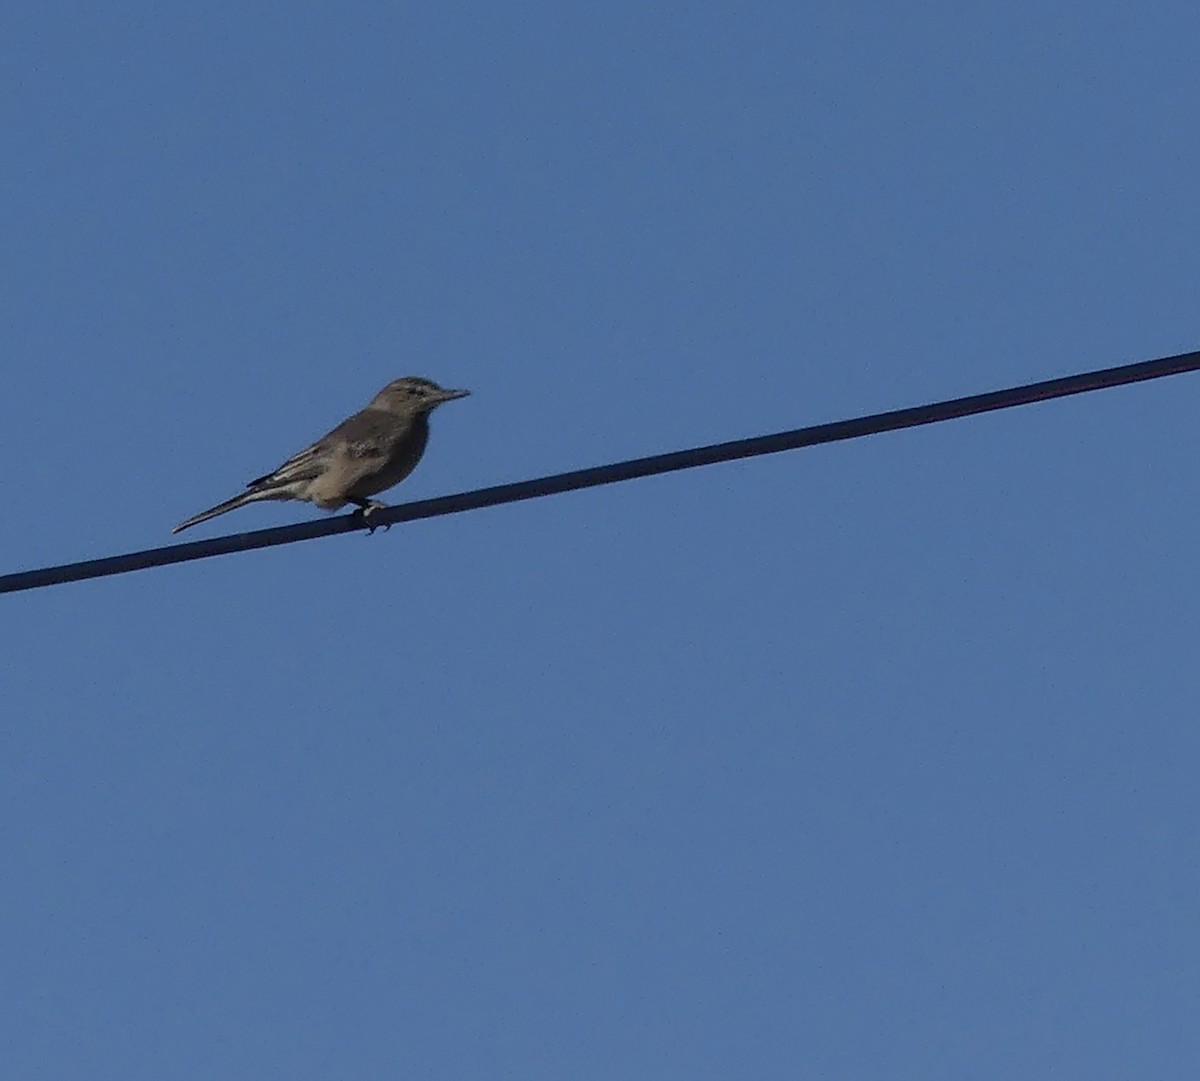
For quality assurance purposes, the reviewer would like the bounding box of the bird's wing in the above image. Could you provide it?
[245,442,328,489]
[246,407,394,489]
[330,408,397,459]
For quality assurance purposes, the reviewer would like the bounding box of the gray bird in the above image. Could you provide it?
[172,376,469,534]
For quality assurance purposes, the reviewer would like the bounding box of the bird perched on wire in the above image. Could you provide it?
[172,376,469,534]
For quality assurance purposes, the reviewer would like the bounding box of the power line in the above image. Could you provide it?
[3,346,1199,596]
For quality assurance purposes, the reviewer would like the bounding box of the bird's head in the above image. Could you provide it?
[371,377,470,413]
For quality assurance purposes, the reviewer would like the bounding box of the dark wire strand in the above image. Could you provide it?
[4,346,1198,596]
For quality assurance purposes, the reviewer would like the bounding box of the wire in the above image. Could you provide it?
[3,346,1199,596]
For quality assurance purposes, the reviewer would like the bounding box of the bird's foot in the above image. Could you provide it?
[358,500,391,534]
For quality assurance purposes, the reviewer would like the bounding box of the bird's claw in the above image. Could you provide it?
[359,501,391,534]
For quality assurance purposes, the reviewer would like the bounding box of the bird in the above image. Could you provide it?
[172,376,469,534]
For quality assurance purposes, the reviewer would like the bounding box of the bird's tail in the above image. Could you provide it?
[171,487,283,534]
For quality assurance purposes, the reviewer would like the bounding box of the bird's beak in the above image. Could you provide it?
[439,388,470,402]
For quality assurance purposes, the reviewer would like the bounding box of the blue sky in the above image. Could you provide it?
[3,3,1199,1077]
